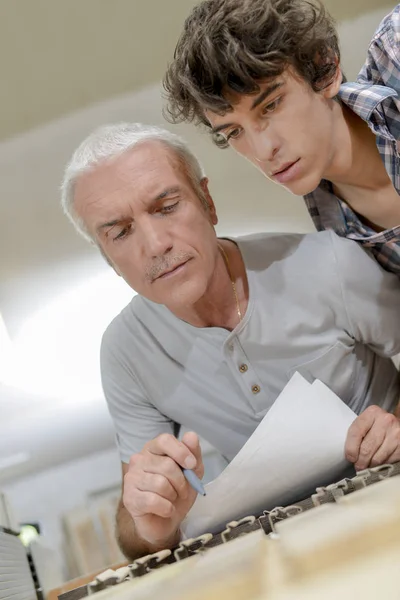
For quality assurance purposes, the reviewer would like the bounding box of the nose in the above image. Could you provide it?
[247,127,278,164]
[139,215,173,258]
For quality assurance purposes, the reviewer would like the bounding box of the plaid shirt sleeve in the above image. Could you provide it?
[358,5,400,97]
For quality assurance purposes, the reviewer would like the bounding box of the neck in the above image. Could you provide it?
[170,239,248,330]
[324,103,386,191]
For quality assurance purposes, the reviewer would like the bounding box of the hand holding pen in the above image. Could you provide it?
[123,431,205,549]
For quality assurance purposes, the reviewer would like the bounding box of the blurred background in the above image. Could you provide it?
[0,0,395,591]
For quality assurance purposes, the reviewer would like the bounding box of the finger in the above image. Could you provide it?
[136,472,178,504]
[345,408,377,464]
[181,431,204,479]
[145,433,197,469]
[385,443,400,464]
[127,452,189,500]
[128,489,174,519]
[370,418,400,467]
[354,425,386,471]
[369,435,399,468]
[142,454,189,499]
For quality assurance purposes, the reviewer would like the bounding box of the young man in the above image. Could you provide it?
[62,123,400,559]
[164,0,400,275]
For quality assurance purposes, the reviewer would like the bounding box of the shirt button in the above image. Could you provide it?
[239,364,248,373]
[252,384,261,394]
[228,343,234,352]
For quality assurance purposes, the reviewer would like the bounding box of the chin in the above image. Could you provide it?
[284,174,323,197]
[163,279,207,310]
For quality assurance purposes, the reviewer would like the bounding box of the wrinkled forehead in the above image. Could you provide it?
[74,141,186,208]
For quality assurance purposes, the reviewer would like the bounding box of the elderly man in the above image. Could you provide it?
[164,0,400,275]
[62,123,400,560]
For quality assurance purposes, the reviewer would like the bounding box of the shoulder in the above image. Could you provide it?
[236,230,391,294]
[328,231,400,293]
[328,231,375,271]
[302,230,390,282]
[235,230,339,270]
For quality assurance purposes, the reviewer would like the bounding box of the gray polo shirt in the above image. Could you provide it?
[100,231,400,464]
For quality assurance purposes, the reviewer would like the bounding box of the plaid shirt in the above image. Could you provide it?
[304,4,400,275]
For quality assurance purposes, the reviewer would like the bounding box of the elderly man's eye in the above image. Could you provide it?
[113,224,132,241]
[160,201,179,214]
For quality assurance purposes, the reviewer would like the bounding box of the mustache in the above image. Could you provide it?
[145,252,192,281]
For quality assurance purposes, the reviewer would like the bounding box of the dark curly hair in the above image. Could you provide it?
[163,0,340,132]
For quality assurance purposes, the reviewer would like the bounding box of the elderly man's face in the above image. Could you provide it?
[73,141,219,309]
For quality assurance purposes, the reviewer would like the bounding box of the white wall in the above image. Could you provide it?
[2,447,121,578]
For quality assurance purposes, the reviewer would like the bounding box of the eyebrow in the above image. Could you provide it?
[96,187,181,232]
[210,81,283,134]
[97,218,127,233]
[156,186,180,200]
[250,82,283,110]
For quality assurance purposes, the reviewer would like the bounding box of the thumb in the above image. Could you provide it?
[181,431,204,479]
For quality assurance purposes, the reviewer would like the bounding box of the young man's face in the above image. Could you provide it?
[205,67,342,196]
[73,141,220,311]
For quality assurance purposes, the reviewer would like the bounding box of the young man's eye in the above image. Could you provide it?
[227,127,242,141]
[262,97,281,114]
[212,131,229,149]
[212,127,242,148]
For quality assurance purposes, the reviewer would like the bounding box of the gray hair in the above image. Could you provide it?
[61,122,206,241]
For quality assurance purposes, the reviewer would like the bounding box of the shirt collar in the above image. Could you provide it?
[338,82,398,122]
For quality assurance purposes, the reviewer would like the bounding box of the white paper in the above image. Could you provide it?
[183,372,357,538]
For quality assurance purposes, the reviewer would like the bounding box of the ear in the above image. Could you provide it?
[200,177,218,226]
[321,59,343,99]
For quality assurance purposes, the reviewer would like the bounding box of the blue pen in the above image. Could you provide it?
[182,468,206,496]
